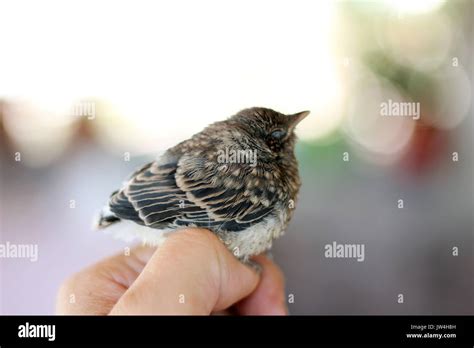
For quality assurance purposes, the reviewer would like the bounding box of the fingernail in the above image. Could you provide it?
[245,260,263,274]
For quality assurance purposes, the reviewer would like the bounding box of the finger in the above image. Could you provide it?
[235,255,287,315]
[56,245,156,314]
[110,228,260,315]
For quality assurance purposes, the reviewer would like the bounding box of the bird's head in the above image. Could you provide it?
[229,107,310,155]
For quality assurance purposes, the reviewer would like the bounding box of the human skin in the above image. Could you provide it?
[56,228,288,315]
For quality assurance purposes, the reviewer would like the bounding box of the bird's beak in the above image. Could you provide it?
[288,110,310,129]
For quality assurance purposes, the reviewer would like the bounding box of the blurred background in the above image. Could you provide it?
[0,0,472,314]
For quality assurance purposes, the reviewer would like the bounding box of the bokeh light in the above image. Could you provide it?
[2,99,78,167]
[378,12,453,71]
[0,0,340,153]
[0,0,470,167]
[383,0,446,15]
[342,65,416,165]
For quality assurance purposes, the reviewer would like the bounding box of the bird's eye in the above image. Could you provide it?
[270,129,286,139]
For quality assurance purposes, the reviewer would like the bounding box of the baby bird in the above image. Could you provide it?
[96,107,309,262]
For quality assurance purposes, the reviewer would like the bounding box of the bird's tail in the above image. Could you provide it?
[93,205,121,230]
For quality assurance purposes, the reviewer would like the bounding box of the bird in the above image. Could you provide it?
[95,107,309,262]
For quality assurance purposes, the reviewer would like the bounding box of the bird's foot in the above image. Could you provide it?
[242,259,262,274]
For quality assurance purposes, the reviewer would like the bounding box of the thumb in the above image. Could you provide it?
[110,228,260,315]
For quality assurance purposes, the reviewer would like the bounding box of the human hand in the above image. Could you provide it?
[56,228,287,315]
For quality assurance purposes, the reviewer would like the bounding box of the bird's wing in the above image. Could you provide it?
[174,153,278,231]
[109,153,278,232]
[110,158,196,227]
